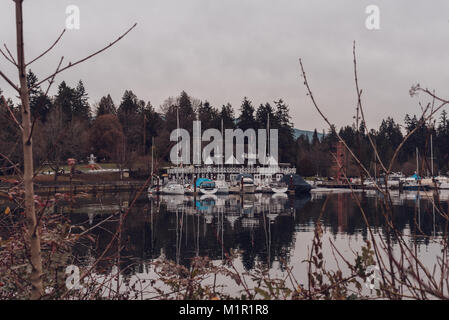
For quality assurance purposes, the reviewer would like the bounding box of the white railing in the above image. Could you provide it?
[167,166,296,175]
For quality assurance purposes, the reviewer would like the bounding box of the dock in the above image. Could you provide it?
[32,181,148,194]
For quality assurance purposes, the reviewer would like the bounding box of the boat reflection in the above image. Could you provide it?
[150,193,309,225]
[66,190,447,275]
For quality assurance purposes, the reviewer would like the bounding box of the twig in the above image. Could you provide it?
[1,95,23,131]
[353,41,387,174]
[0,45,17,66]
[33,23,137,89]
[44,56,64,96]
[4,44,17,65]
[26,29,66,66]
[0,70,20,93]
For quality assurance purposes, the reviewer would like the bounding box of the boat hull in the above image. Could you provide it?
[243,185,255,193]
[199,188,218,195]
[215,181,229,194]
[271,186,288,193]
[403,185,431,191]
[161,184,185,195]
[229,185,255,193]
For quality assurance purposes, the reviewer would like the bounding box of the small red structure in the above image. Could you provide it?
[67,158,76,166]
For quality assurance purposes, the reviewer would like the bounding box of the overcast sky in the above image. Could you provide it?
[1,0,449,132]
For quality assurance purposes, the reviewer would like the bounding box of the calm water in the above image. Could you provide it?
[61,189,448,296]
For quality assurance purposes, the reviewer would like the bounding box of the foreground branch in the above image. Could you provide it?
[33,23,137,89]
[26,29,66,66]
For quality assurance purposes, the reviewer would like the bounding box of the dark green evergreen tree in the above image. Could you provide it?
[237,97,256,131]
[198,100,219,129]
[96,94,116,117]
[73,80,91,121]
[219,103,236,129]
[274,99,295,164]
[27,70,52,122]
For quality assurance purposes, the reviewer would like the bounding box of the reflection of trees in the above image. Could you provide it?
[303,193,448,243]
[69,192,447,273]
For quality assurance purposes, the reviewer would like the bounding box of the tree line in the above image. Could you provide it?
[0,71,296,177]
[1,71,448,178]
[298,113,449,178]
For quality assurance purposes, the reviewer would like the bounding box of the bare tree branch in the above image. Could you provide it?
[44,56,64,96]
[0,151,22,177]
[0,44,17,66]
[33,23,137,89]
[4,43,17,65]
[26,29,66,66]
[299,58,375,183]
[1,95,23,130]
[0,70,20,92]
[387,98,448,174]
[353,41,388,174]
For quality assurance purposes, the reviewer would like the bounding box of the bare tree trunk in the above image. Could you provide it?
[15,0,43,300]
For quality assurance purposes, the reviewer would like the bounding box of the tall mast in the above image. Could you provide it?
[416,147,419,176]
[221,118,224,173]
[431,134,434,177]
[267,113,270,182]
[151,136,154,185]
[267,113,270,157]
[177,107,180,181]
[373,149,377,181]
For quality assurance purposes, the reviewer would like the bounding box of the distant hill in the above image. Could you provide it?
[293,128,324,141]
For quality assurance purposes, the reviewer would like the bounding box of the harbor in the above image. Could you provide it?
[2,0,449,302]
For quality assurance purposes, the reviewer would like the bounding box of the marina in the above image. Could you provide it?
[1,0,449,302]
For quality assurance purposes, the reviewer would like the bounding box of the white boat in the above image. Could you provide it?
[197,178,218,195]
[255,182,271,193]
[435,176,449,189]
[439,182,449,189]
[229,174,256,193]
[385,173,403,188]
[161,182,185,195]
[363,178,376,187]
[270,181,288,193]
[215,180,229,194]
[184,184,195,194]
[241,177,256,193]
[403,174,430,191]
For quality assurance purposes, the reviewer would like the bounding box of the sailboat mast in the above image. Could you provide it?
[267,113,270,157]
[431,134,434,177]
[416,147,419,176]
[267,113,270,183]
[151,136,154,185]
[221,118,224,173]
[177,107,180,181]
[372,151,375,180]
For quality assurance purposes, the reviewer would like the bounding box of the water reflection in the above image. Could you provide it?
[64,190,449,275]
[138,193,310,270]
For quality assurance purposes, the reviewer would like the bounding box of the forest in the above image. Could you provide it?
[1,70,448,179]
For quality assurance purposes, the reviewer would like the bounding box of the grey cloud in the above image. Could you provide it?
[1,0,449,132]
